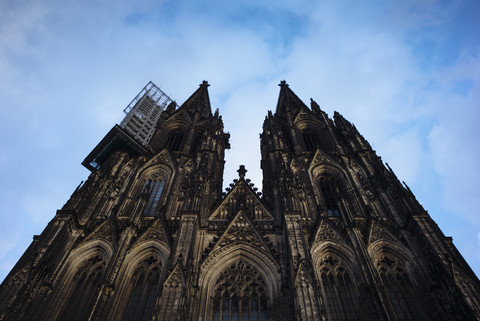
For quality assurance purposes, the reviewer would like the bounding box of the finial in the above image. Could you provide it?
[200,80,210,87]
[279,80,289,87]
[310,98,320,114]
[237,165,247,180]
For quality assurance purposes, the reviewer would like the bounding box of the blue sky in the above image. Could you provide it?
[0,0,479,282]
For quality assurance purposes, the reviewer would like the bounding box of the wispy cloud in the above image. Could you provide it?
[0,0,479,282]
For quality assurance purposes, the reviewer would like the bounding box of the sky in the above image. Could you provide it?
[0,0,479,282]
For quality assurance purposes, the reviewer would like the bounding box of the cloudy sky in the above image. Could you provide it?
[0,0,479,282]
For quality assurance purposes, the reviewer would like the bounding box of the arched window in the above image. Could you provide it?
[143,178,165,217]
[166,130,184,151]
[58,254,106,321]
[318,255,359,321]
[303,130,317,152]
[377,254,420,321]
[122,255,163,321]
[212,260,268,321]
[318,173,341,217]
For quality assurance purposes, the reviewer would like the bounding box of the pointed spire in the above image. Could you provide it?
[179,80,212,117]
[310,98,321,115]
[275,80,308,116]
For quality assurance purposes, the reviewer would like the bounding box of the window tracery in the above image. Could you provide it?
[318,173,341,217]
[58,254,106,321]
[318,255,359,321]
[376,254,419,321]
[212,260,268,321]
[303,130,317,152]
[143,176,165,217]
[166,130,184,151]
[122,255,163,321]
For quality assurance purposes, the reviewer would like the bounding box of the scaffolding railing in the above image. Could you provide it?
[120,81,173,146]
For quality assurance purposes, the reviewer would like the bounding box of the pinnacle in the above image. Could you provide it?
[237,165,247,180]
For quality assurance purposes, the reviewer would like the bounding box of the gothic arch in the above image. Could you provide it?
[44,240,113,321]
[108,240,170,320]
[367,240,416,277]
[311,241,357,275]
[310,164,350,190]
[312,167,346,215]
[311,241,366,321]
[133,163,175,217]
[368,241,425,320]
[198,245,282,320]
[137,154,175,180]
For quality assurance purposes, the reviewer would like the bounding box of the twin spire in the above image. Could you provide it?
[183,79,319,117]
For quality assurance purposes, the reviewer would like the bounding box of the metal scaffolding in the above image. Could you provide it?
[120,81,173,146]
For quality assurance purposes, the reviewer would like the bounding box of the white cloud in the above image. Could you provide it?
[1,0,480,282]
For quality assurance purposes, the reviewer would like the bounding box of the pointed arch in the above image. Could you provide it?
[133,160,175,218]
[199,245,281,321]
[309,163,359,219]
[368,241,425,321]
[41,240,113,321]
[311,241,364,321]
[109,240,170,321]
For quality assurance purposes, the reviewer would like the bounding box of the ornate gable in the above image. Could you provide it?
[368,219,397,245]
[163,108,192,127]
[293,107,323,128]
[142,149,175,170]
[212,210,270,251]
[295,261,314,286]
[164,262,185,288]
[310,148,340,170]
[202,210,278,271]
[313,219,343,244]
[81,219,115,245]
[135,218,170,249]
[209,181,273,221]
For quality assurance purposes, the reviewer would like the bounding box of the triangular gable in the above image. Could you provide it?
[163,262,185,288]
[211,210,271,254]
[178,80,212,118]
[275,81,308,117]
[81,220,115,245]
[140,149,175,174]
[313,219,343,244]
[309,148,341,170]
[209,180,273,221]
[293,106,323,127]
[135,218,170,249]
[163,108,193,127]
[295,261,314,286]
[368,220,397,245]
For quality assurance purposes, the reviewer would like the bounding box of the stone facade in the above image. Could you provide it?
[1,81,479,321]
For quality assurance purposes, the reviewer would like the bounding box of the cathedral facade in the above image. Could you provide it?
[1,81,479,321]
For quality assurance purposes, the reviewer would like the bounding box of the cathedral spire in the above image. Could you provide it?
[275,80,308,116]
[179,80,212,117]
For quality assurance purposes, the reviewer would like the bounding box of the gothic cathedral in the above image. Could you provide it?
[1,81,479,321]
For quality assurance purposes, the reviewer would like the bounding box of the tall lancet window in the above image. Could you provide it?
[143,178,165,217]
[212,260,268,321]
[59,254,106,321]
[123,255,163,321]
[318,173,341,217]
[318,255,360,321]
[377,255,420,321]
[166,130,184,151]
[303,130,317,152]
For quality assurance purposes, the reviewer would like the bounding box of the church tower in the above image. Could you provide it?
[1,81,479,321]
[260,81,480,321]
